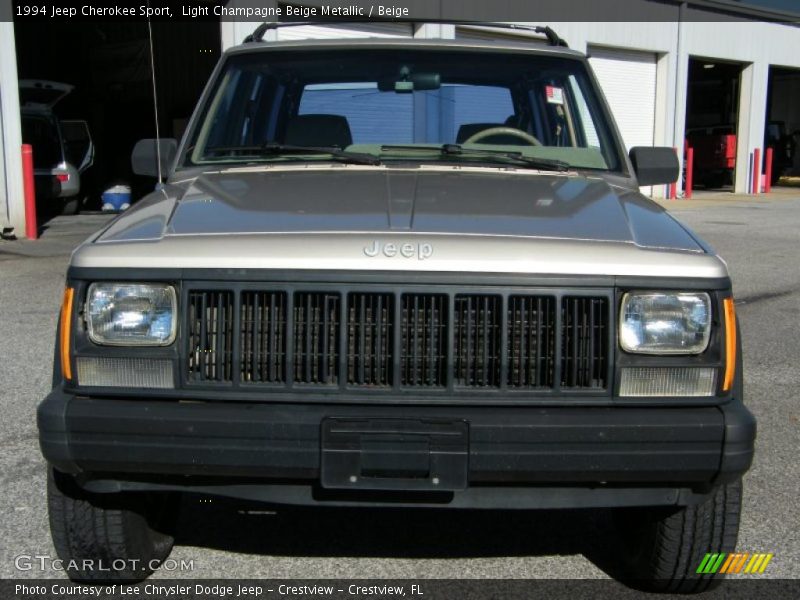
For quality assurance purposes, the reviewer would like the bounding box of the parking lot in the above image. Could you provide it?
[1,192,798,582]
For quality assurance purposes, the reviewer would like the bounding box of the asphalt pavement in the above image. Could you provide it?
[1,192,798,583]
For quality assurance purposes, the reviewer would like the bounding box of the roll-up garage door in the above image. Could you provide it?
[276,23,413,40]
[589,46,657,152]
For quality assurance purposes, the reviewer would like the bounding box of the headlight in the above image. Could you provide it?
[86,283,177,346]
[620,292,711,354]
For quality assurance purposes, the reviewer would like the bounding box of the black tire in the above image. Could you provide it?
[614,479,742,594]
[61,196,80,215]
[47,468,178,582]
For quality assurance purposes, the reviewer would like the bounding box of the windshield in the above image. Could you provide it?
[184,48,622,172]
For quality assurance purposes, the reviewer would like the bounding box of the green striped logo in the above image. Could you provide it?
[696,552,774,574]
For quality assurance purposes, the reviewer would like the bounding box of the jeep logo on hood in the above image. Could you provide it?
[364,241,433,260]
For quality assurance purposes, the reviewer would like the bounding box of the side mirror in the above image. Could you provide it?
[131,138,177,178]
[629,147,679,186]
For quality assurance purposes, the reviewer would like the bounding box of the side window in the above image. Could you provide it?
[298,83,413,144]
[203,69,278,150]
[568,75,601,148]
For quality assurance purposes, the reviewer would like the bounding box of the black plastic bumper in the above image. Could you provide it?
[38,390,755,509]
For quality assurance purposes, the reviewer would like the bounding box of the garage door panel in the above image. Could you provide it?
[589,47,657,152]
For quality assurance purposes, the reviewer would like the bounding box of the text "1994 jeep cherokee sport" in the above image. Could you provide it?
[38,24,755,592]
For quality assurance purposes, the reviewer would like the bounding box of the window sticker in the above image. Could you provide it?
[546,85,564,105]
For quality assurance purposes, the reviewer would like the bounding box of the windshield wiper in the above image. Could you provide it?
[380,144,570,172]
[203,143,381,165]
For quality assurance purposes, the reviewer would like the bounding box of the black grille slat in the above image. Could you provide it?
[294,292,340,385]
[507,296,556,388]
[561,296,608,389]
[187,291,234,382]
[401,294,447,387]
[348,293,393,386]
[184,287,609,394]
[454,295,502,388]
[240,291,287,384]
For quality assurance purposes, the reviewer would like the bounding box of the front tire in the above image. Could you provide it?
[615,479,742,593]
[47,468,178,582]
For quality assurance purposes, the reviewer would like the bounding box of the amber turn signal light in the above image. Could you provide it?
[59,287,74,381]
[722,297,736,392]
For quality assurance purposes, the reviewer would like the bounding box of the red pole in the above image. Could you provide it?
[685,147,694,199]
[764,147,773,193]
[752,148,761,195]
[21,144,38,240]
[669,146,678,199]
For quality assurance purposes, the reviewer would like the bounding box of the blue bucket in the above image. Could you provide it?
[102,185,131,211]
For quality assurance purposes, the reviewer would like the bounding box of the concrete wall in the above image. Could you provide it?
[0,13,25,234]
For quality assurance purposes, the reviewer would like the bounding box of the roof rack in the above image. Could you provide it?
[243,21,318,43]
[243,21,568,47]
[463,23,568,47]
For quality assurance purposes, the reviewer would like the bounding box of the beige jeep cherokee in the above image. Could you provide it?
[39,24,754,591]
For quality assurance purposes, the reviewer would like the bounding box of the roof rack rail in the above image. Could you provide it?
[462,23,568,47]
[243,21,320,43]
[243,21,568,47]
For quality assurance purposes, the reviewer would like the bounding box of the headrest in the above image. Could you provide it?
[284,114,353,148]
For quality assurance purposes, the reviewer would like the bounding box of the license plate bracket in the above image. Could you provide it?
[321,418,468,491]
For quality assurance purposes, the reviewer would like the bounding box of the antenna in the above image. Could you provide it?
[146,0,163,185]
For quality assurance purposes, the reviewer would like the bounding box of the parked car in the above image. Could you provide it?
[19,80,94,214]
[38,27,754,592]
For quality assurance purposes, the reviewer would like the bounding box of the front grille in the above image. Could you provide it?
[561,297,609,389]
[507,295,556,388]
[347,293,393,386]
[187,290,234,382]
[184,287,610,395]
[400,294,448,387]
[294,292,340,385]
[240,291,287,384]
[454,295,502,388]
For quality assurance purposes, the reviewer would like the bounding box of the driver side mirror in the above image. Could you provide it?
[131,138,177,178]
[629,147,679,186]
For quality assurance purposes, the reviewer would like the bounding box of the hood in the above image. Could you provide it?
[75,166,725,279]
[97,167,703,248]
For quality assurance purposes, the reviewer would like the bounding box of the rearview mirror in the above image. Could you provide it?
[377,71,441,93]
[629,147,679,186]
[131,138,177,178]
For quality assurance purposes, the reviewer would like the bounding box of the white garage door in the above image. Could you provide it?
[589,46,657,152]
[276,23,412,40]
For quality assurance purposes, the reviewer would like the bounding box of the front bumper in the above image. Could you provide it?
[38,390,755,509]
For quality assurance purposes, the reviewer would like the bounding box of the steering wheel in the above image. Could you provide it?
[463,126,542,146]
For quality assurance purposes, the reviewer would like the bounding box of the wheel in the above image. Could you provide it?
[61,196,81,215]
[614,479,742,593]
[47,468,178,582]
